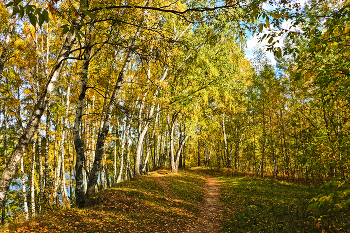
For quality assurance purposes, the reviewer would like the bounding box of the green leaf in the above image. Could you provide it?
[34,7,42,15]
[28,13,37,26]
[42,10,49,22]
[5,2,14,7]
[38,14,45,27]
[275,47,282,59]
[11,7,18,17]
[81,10,95,19]
[25,4,35,13]
[77,33,82,41]
[19,5,25,18]
[307,202,318,211]
[62,25,70,34]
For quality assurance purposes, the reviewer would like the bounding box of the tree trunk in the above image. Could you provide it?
[21,157,29,220]
[0,17,81,207]
[31,141,36,216]
[55,80,71,205]
[0,16,16,80]
[197,139,201,166]
[222,115,230,167]
[134,67,168,176]
[1,107,8,224]
[126,145,134,180]
[44,101,51,194]
[169,110,181,173]
[73,26,93,208]
[37,127,43,212]
[173,135,188,173]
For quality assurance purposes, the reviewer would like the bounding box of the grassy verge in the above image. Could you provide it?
[199,168,349,233]
[2,169,207,233]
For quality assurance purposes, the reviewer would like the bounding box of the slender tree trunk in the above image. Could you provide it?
[126,144,133,180]
[174,135,188,173]
[1,107,8,224]
[197,139,201,166]
[261,103,266,178]
[37,127,43,212]
[142,140,151,173]
[117,122,129,183]
[0,18,81,207]
[73,26,93,208]
[54,80,71,205]
[21,157,29,220]
[31,140,36,216]
[44,101,51,194]
[0,16,16,80]
[114,128,118,183]
[169,112,176,172]
[222,115,230,167]
[134,70,169,176]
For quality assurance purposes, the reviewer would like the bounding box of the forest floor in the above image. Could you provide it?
[2,168,350,233]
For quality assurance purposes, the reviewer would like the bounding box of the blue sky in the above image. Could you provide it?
[244,0,307,65]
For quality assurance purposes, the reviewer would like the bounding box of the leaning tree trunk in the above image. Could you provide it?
[174,135,188,173]
[0,17,81,208]
[86,16,145,196]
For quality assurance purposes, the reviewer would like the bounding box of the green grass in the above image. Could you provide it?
[4,168,349,232]
[3,169,207,233]
[199,168,350,233]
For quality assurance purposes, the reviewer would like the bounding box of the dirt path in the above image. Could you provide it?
[151,170,223,232]
[189,176,223,233]
[151,170,179,200]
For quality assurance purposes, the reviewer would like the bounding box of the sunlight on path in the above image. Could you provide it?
[189,176,223,233]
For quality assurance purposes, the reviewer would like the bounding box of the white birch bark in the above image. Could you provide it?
[0,16,81,207]
[37,127,43,212]
[117,121,129,183]
[175,135,188,173]
[54,81,71,205]
[30,140,36,216]
[21,157,29,220]
[73,24,93,207]
[134,66,168,176]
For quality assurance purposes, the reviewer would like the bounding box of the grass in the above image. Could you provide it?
[3,168,349,232]
[2,169,207,233]
[199,168,350,233]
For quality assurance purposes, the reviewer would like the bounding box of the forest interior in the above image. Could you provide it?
[0,0,349,232]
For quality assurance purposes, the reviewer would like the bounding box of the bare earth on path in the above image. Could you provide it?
[189,175,223,233]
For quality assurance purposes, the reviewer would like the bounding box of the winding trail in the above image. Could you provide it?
[152,170,224,232]
[189,175,223,233]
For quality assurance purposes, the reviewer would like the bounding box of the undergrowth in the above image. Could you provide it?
[199,168,350,233]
